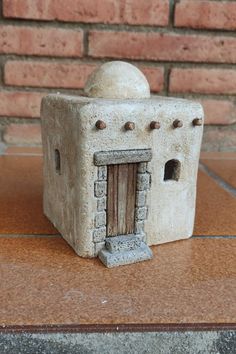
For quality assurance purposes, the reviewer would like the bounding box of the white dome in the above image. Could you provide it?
[84,61,150,99]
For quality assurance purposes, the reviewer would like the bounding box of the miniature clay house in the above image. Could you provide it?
[41,61,204,267]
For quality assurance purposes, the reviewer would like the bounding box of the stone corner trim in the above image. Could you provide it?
[94,149,152,166]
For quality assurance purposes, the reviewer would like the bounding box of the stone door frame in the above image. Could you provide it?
[93,149,152,255]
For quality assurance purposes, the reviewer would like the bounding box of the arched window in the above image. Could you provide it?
[55,149,61,175]
[164,159,181,181]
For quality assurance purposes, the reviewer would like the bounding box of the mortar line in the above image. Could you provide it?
[0,234,60,238]
[1,152,43,156]
[200,156,236,161]
[169,0,176,28]
[3,55,236,69]
[199,162,236,197]
[192,235,236,239]
[1,17,236,37]
[1,322,236,334]
[2,84,236,100]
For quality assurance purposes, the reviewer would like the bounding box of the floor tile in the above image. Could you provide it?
[0,236,235,326]
[0,155,57,235]
[200,152,236,160]
[194,171,236,236]
[201,159,236,189]
[4,147,43,155]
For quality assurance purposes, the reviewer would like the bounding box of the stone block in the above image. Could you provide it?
[138,162,147,173]
[93,227,106,243]
[97,197,106,211]
[99,243,153,268]
[137,173,150,191]
[94,149,152,166]
[135,221,145,234]
[105,235,142,253]
[97,166,107,181]
[95,242,105,254]
[136,191,146,207]
[135,207,148,221]
[95,211,106,228]
[94,181,107,197]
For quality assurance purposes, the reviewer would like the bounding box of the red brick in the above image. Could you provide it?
[3,124,42,145]
[169,68,236,95]
[138,66,164,93]
[56,0,120,24]
[3,0,169,26]
[0,25,83,57]
[199,99,236,125]
[0,91,44,118]
[4,60,165,92]
[175,0,236,31]
[3,0,120,23]
[121,0,169,26]
[4,61,97,89]
[3,0,55,20]
[88,31,236,63]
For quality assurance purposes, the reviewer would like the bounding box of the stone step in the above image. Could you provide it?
[105,234,143,253]
[99,242,153,268]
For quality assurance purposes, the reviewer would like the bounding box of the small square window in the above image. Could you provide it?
[164,159,180,181]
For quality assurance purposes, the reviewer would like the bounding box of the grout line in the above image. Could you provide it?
[0,234,60,238]
[2,54,236,69]
[199,162,236,197]
[200,157,236,161]
[1,153,43,156]
[169,0,176,28]
[1,323,236,334]
[192,235,236,239]
[1,17,236,37]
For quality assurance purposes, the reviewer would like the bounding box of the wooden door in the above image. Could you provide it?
[107,163,137,237]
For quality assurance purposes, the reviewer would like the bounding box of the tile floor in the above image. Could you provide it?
[0,148,235,331]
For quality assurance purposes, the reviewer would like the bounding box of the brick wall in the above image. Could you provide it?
[0,0,236,151]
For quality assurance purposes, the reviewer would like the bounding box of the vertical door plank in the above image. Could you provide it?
[107,164,118,236]
[113,164,118,235]
[107,165,113,236]
[117,164,128,235]
[126,163,137,234]
[107,163,137,237]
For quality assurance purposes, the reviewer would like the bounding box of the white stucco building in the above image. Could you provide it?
[41,61,204,267]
